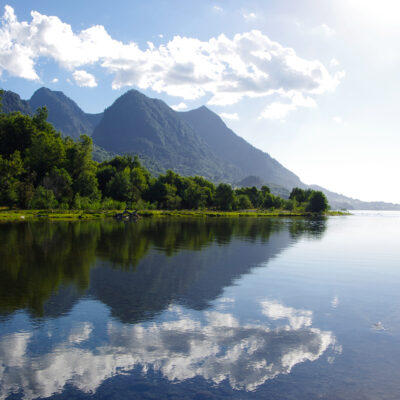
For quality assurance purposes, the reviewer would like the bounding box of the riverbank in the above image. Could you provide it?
[0,209,350,221]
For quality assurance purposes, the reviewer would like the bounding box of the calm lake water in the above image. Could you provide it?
[1,213,400,399]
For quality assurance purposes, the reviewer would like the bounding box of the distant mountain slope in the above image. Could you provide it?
[179,106,304,189]
[29,87,102,138]
[310,185,400,210]
[1,90,32,115]
[92,90,241,180]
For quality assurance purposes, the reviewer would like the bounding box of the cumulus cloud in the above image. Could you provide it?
[219,112,239,120]
[312,23,335,37]
[170,102,188,111]
[261,300,313,330]
[260,92,316,120]
[68,322,93,344]
[0,5,343,116]
[213,5,223,12]
[51,78,59,83]
[330,58,339,67]
[72,69,97,87]
[0,302,337,399]
[243,12,257,20]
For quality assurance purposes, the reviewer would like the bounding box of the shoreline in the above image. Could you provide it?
[0,209,350,221]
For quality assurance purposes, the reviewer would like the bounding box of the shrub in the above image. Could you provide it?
[101,197,126,210]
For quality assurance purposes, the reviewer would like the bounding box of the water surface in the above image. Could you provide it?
[1,214,400,399]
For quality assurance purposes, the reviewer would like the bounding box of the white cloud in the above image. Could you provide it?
[72,69,97,87]
[0,302,337,398]
[51,78,59,83]
[0,5,343,115]
[331,296,339,308]
[260,92,316,120]
[312,23,335,37]
[243,12,257,20]
[68,322,93,344]
[330,58,339,67]
[213,5,223,12]
[158,34,164,38]
[261,300,313,330]
[171,102,188,111]
[219,112,239,120]
[333,116,343,124]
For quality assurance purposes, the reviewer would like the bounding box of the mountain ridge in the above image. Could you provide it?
[178,105,303,190]
[1,86,399,210]
[29,87,102,138]
[92,89,242,181]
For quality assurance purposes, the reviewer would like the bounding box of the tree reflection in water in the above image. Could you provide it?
[0,218,326,319]
[0,217,334,399]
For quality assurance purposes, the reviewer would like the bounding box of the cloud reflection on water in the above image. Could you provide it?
[0,300,337,399]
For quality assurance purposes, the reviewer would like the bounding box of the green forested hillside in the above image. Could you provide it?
[0,104,328,212]
[3,87,399,210]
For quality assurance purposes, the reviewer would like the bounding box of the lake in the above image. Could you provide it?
[1,213,400,399]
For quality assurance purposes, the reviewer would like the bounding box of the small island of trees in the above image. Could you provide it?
[0,103,329,215]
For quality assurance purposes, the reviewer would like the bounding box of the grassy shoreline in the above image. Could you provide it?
[0,209,350,221]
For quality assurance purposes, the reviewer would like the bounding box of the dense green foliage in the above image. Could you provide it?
[0,105,329,212]
[289,187,329,213]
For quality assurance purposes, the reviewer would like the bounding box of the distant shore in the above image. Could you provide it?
[0,209,350,221]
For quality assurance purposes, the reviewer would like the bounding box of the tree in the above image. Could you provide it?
[306,191,329,213]
[130,166,150,202]
[42,168,73,204]
[25,131,66,183]
[214,183,236,211]
[289,187,312,203]
[30,186,58,209]
[182,180,208,209]
[0,113,36,157]
[261,185,270,195]
[262,193,275,209]
[236,194,252,209]
[32,107,49,131]
[0,151,24,207]
[74,170,100,201]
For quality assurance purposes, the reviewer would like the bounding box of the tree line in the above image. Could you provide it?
[0,102,329,213]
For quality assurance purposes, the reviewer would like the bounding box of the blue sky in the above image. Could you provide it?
[1,0,400,203]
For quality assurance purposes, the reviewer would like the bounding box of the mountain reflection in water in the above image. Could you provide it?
[0,217,331,399]
[0,218,326,320]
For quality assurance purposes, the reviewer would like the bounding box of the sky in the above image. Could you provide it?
[0,0,399,203]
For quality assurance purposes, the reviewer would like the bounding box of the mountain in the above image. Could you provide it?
[92,90,241,180]
[29,87,102,138]
[1,90,32,115]
[179,106,303,189]
[310,185,400,210]
[2,87,399,210]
